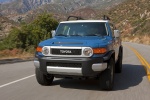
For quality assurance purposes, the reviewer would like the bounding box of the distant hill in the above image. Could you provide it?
[0,0,126,23]
[0,0,126,16]
[0,0,52,16]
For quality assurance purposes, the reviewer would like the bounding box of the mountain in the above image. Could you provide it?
[0,0,126,16]
[0,0,127,23]
[0,0,52,15]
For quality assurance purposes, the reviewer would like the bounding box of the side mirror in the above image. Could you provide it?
[51,30,56,37]
[114,30,120,38]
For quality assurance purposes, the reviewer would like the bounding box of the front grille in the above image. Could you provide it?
[47,62,82,68]
[51,49,81,55]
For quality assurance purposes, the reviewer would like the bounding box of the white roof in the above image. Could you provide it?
[60,20,109,23]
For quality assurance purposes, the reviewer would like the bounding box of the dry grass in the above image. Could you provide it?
[0,48,34,60]
[122,35,150,45]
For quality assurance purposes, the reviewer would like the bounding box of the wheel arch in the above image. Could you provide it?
[103,50,115,61]
[119,45,123,54]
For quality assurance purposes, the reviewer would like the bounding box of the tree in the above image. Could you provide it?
[3,27,23,49]
[0,13,58,51]
[32,13,58,39]
[25,13,58,48]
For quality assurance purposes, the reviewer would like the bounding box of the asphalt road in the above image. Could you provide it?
[0,42,150,100]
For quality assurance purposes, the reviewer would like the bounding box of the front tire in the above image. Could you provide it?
[99,58,115,90]
[35,68,54,86]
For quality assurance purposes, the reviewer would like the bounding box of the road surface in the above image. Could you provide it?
[0,42,150,100]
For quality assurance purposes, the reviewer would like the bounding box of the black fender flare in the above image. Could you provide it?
[103,50,115,61]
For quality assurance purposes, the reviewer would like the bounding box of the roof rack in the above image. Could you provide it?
[66,15,110,21]
[103,15,110,20]
[67,16,84,21]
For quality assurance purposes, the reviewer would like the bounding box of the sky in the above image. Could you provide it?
[0,0,12,3]
[0,0,6,2]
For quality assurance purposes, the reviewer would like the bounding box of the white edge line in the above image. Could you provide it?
[0,74,35,88]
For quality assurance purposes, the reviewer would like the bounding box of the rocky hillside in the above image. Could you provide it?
[0,16,17,40]
[104,0,150,44]
[105,0,150,36]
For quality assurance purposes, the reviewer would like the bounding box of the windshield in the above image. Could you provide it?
[55,22,107,37]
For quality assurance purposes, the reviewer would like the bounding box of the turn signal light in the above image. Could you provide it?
[36,47,42,52]
[93,48,107,54]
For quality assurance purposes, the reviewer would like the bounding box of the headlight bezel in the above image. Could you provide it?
[42,46,50,55]
[82,47,93,57]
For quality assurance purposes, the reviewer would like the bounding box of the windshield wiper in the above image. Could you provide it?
[56,34,67,36]
[69,34,82,36]
[85,34,101,37]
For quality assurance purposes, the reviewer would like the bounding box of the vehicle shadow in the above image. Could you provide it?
[52,64,146,91]
[113,64,146,91]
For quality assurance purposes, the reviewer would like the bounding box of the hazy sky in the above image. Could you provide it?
[0,0,6,2]
[0,0,11,3]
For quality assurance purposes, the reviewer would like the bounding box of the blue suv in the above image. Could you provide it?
[34,16,123,90]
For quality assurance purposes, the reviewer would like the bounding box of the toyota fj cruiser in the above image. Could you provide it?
[34,16,123,90]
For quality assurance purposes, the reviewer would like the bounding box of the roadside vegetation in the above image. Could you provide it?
[0,13,58,59]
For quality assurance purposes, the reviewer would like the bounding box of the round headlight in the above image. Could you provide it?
[83,48,93,56]
[42,47,49,55]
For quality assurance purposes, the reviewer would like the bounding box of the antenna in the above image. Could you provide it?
[103,15,110,20]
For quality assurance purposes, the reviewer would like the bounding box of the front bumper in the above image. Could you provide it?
[34,57,107,76]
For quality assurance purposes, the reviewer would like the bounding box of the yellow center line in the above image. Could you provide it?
[124,44,150,81]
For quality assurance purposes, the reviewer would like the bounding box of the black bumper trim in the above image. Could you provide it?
[35,51,114,76]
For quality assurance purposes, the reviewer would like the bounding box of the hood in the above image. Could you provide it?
[39,36,112,48]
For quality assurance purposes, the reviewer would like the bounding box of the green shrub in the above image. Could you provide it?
[0,13,58,51]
